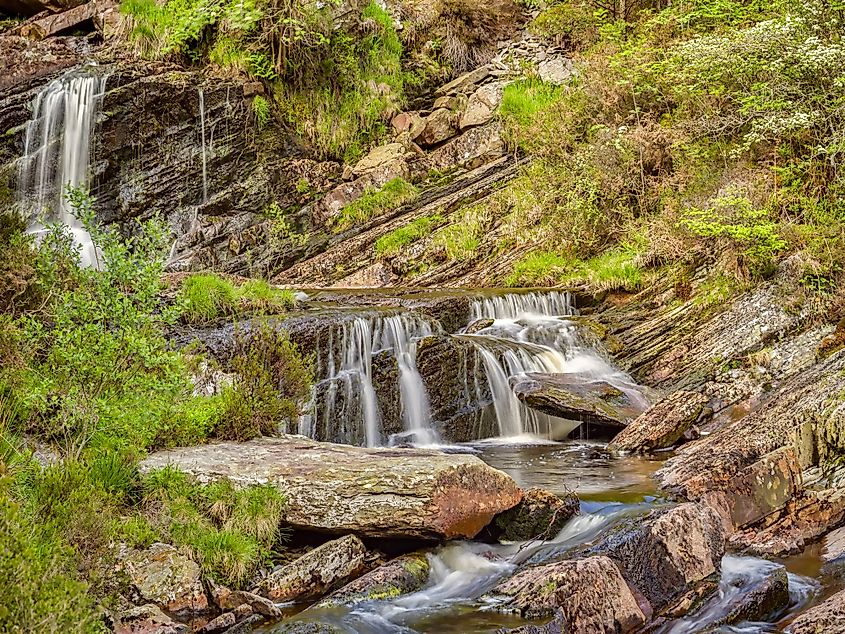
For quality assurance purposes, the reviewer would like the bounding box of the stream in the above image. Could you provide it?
[254,289,839,633]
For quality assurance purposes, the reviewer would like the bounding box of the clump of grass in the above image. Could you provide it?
[561,250,643,291]
[180,274,238,323]
[179,274,298,324]
[506,251,571,286]
[332,178,419,232]
[434,206,491,262]
[375,214,443,258]
[499,79,564,128]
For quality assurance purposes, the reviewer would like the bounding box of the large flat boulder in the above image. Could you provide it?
[512,374,645,430]
[139,436,522,540]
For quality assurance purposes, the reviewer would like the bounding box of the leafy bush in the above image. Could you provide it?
[214,324,312,441]
[375,214,443,258]
[332,178,419,232]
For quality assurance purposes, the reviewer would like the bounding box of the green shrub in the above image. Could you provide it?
[530,2,599,50]
[332,178,419,232]
[214,324,312,441]
[375,214,443,258]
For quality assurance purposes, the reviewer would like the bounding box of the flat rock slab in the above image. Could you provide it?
[512,374,645,429]
[787,587,845,633]
[140,436,522,540]
[610,390,708,453]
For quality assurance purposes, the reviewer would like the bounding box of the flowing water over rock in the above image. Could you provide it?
[17,64,107,267]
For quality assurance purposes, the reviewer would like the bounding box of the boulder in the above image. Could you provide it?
[465,318,495,334]
[253,535,367,602]
[493,555,647,631]
[214,588,282,618]
[113,604,187,634]
[197,612,237,633]
[140,436,522,540]
[316,551,430,607]
[489,488,579,542]
[122,543,208,614]
[461,83,504,129]
[609,390,708,453]
[787,587,845,633]
[352,143,406,176]
[537,57,574,85]
[436,65,491,96]
[600,503,726,612]
[220,614,263,634]
[723,567,789,625]
[512,374,644,430]
[496,613,565,634]
[418,108,458,147]
[391,111,425,139]
[422,121,506,174]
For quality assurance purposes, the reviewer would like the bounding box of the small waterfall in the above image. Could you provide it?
[198,87,208,203]
[470,290,574,321]
[302,313,440,447]
[464,291,647,440]
[18,65,107,268]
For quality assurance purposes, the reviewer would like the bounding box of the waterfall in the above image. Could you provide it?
[18,65,107,268]
[464,291,647,440]
[470,290,574,321]
[302,313,440,447]
[198,87,208,203]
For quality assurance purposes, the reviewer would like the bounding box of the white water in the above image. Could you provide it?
[463,293,650,439]
[470,290,574,321]
[18,65,107,268]
[301,313,440,447]
[661,554,818,633]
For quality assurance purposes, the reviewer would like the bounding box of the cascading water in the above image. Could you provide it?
[17,64,107,268]
[300,312,440,447]
[463,291,649,440]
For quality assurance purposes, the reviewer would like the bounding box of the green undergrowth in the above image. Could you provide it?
[422,0,845,302]
[0,190,312,629]
[332,178,419,232]
[179,273,297,323]
[375,214,443,258]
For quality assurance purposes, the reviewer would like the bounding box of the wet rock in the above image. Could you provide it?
[600,503,725,612]
[197,612,237,633]
[140,436,522,540]
[609,390,709,453]
[122,543,208,614]
[465,318,495,334]
[489,488,579,542]
[419,108,459,146]
[316,552,430,607]
[494,555,647,630]
[461,83,504,129]
[787,587,845,633]
[253,535,367,602]
[496,612,565,634]
[113,604,187,634]
[220,613,263,634]
[512,374,643,430]
[723,567,789,624]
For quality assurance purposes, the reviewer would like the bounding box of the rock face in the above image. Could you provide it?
[139,436,522,540]
[494,555,646,631]
[488,488,579,542]
[512,374,644,429]
[787,588,845,633]
[316,552,431,607]
[253,535,367,602]
[609,390,708,453]
[599,503,726,612]
[122,543,208,614]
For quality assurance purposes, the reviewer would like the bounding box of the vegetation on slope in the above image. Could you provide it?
[0,190,312,629]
